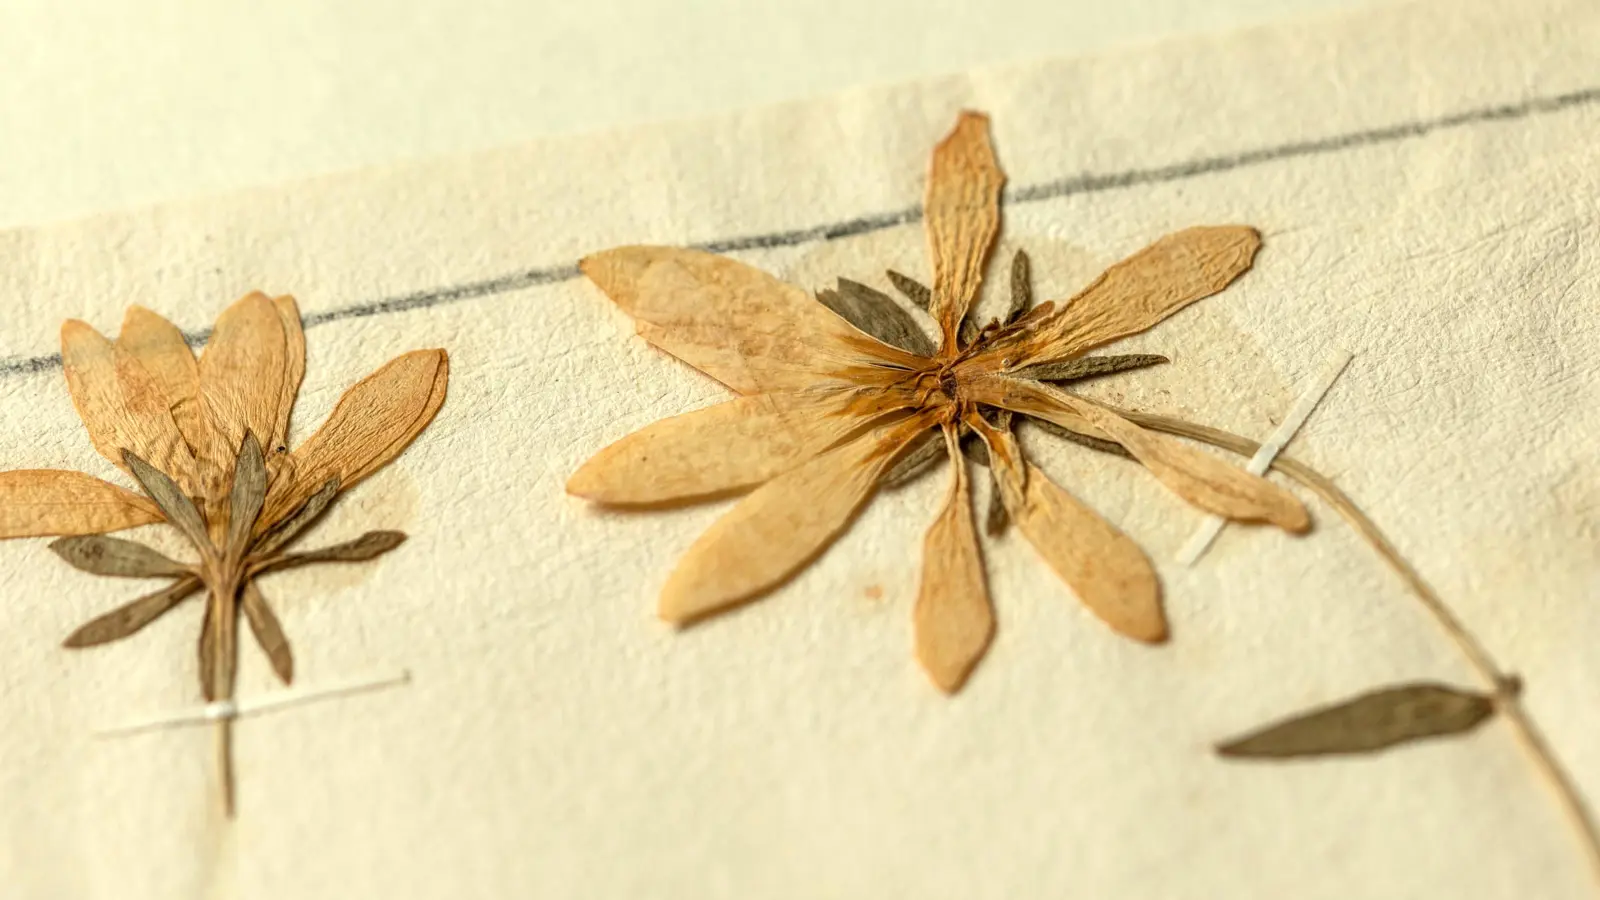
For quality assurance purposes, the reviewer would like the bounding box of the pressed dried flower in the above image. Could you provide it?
[570,111,1308,693]
[0,293,448,814]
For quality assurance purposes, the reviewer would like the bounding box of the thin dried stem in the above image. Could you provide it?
[1115,407,1600,887]
[217,716,235,818]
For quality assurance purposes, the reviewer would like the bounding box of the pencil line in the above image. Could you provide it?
[3,84,1597,379]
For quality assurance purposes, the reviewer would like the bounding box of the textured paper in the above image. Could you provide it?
[1,0,1598,897]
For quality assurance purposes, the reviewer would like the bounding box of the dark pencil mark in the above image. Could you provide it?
[3,85,1596,379]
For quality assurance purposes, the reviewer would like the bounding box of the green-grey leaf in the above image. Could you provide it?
[983,469,1009,536]
[242,581,294,684]
[1017,354,1169,384]
[253,477,341,558]
[122,450,210,552]
[259,530,408,574]
[50,535,192,578]
[881,430,945,488]
[1216,683,1496,759]
[1026,416,1132,458]
[1004,249,1032,326]
[63,576,202,648]
[226,432,268,558]
[817,279,937,356]
[885,270,932,311]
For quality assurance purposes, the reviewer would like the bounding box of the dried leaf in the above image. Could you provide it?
[925,111,1003,342]
[63,576,202,648]
[880,429,945,488]
[1025,415,1131,458]
[267,349,448,523]
[568,390,881,505]
[913,428,994,692]
[1003,249,1031,325]
[198,293,287,464]
[241,580,294,684]
[254,477,339,556]
[979,421,1166,642]
[225,433,268,555]
[50,535,191,578]
[0,469,161,538]
[885,270,932,310]
[659,415,933,624]
[1217,683,1496,758]
[581,247,921,396]
[62,320,197,484]
[1017,354,1169,383]
[1022,226,1261,365]
[116,306,205,454]
[261,531,407,573]
[122,451,212,551]
[817,279,936,357]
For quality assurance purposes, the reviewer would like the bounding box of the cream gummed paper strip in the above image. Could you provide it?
[2,0,1599,897]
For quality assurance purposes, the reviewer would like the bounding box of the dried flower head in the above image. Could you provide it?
[570,111,1307,692]
[0,293,448,813]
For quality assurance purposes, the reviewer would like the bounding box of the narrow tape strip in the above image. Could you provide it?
[1176,350,1353,566]
[95,670,411,738]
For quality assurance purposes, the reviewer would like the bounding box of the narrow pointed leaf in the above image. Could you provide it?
[225,433,268,555]
[885,270,932,310]
[880,430,944,488]
[0,470,161,538]
[1003,249,1031,325]
[122,451,211,551]
[63,576,202,648]
[50,535,191,578]
[913,429,994,692]
[254,477,339,556]
[659,415,934,623]
[258,531,407,574]
[241,581,294,684]
[817,279,936,357]
[1018,354,1169,383]
[925,111,1003,344]
[1217,683,1495,759]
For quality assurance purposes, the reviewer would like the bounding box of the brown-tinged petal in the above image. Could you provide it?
[198,292,287,466]
[1020,226,1261,366]
[974,417,1166,642]
[925,111,1003,346]
[580,246,922,395]
[659,413,935,624]
[270,296,306,453]
[913,426,994,692]
[62,320,198,484]
[0,470,161,538]
[1055,393,1309,532]
[265,349,448,524]
[63,576,202,648]
[568,389,892,505]
[116,306,206,453]
[242,580,294,684]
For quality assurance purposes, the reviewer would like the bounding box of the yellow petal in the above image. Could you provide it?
[1051,391,1309,532]
[271,296,307,453]
[925,111,1004,346]
[264,349,448,524]
[659,414,933,624]
[977,421,1166,642]
[1021,226,1261,366]
[580,246,920,396]
[568,389,887,505]
[116,306,206,454]
[199,292,287,463]
[62,319,198,487]
[913,427,995,692]
[0,470,162,538]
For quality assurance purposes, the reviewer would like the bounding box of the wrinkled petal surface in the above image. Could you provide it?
[925,111,1003,346]
[913,426,995,691]
[0,470,162,538]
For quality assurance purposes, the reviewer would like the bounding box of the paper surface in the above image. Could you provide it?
[2,0,1599,897]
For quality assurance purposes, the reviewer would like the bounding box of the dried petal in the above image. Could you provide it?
[116,306,206,454]
[581,247,921,396]
[49,535,191,578]
[63,576,202,648]
[62,320,198,484]
[0,470,161,538]
[659,415,934,624]
[817,279,936,357]
[1217,683,1495,758]
[242,581,294,684]
[122,450,211,552]
[925,111,1003,345]
[198,293,288,469]
[569,390,884,505]
[270,296,307,453]
[1021,226,1261,365]
[977,419,1166,642]
[913,428,994,692]
[266,349,448,523]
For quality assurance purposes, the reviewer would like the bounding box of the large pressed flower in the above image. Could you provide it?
[0,292,448,812]
[569,111,1307,692]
